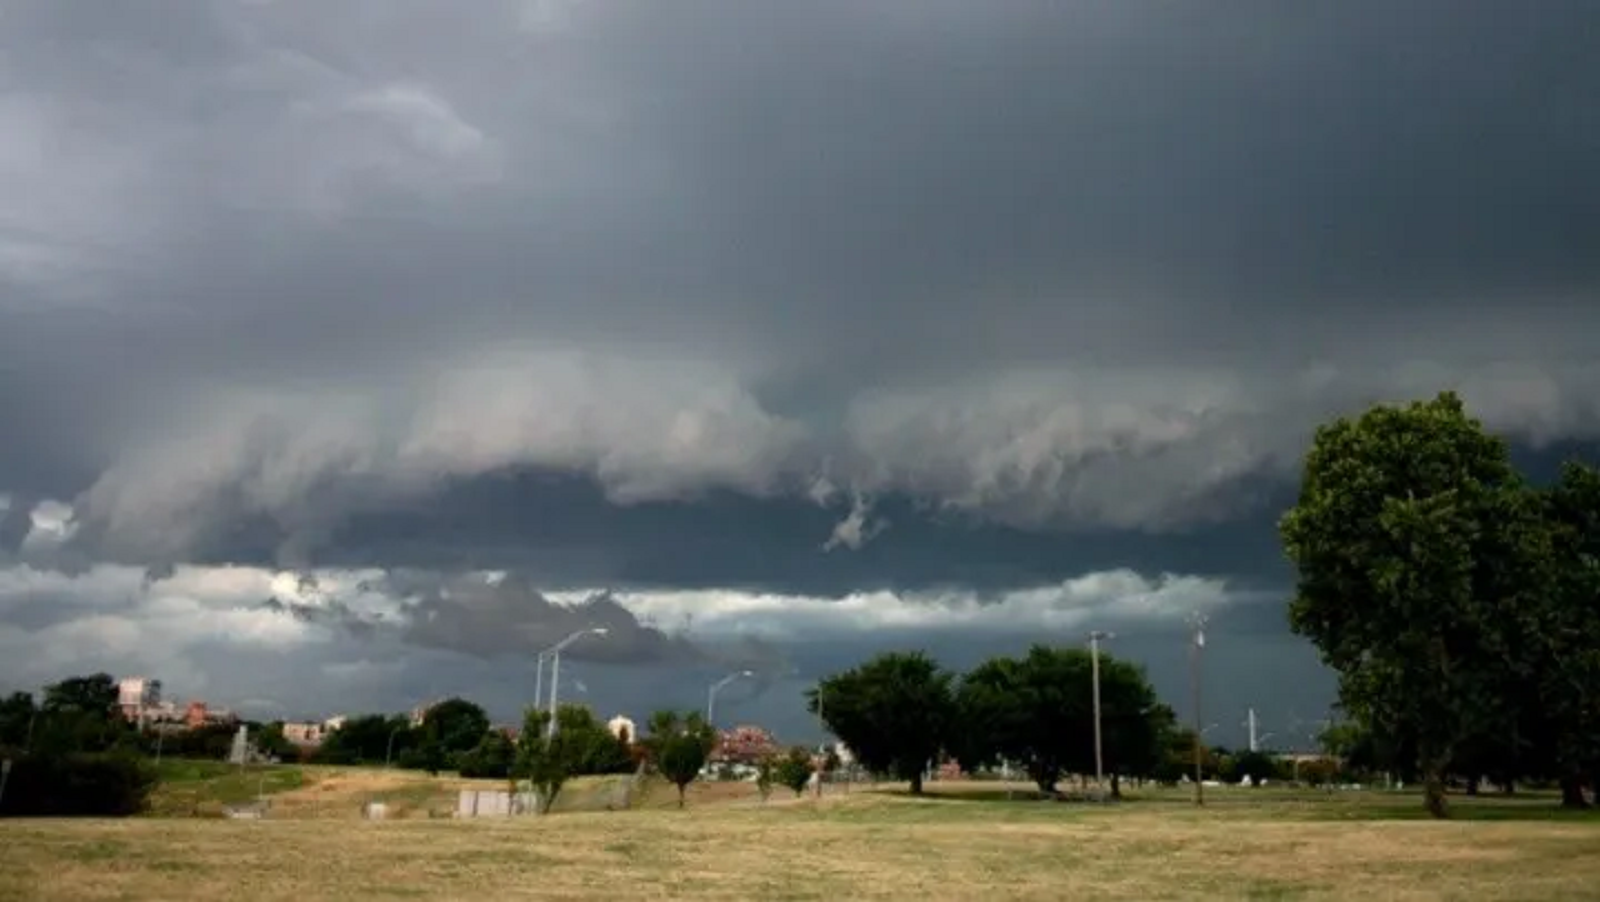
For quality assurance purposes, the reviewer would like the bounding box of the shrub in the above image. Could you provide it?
[0,752,158,817]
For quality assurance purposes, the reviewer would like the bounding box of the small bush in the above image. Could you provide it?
[0,752,158,817]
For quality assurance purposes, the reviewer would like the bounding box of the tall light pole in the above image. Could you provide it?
[1088,630,1114,799]
[385,725,404,768]
[533,651,549,721]
[706,670,754,725]
[545,627,609,740]
[1189,612,1208,806]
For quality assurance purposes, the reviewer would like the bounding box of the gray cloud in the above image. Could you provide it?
[0,0,1594,569]
[1,1,1597,734]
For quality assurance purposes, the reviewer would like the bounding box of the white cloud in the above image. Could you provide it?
[552,569,1244,642]
[821,493,887,552]
[0,563,323,694]
[20,499,79,552]
[0,563,1247,697]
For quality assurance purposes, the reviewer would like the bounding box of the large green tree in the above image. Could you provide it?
[316,714,414,765]
[32,674,128,754]
[809,651,954,795]
[419,698,492,758]
[1532,461,1600,806]
[1280,392,1541,817]
[954,645,1168,797]
[41,673,118,716]
[0,691,37,749]
[512,704,633,813]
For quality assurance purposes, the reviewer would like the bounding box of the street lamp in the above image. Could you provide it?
[1189,612,1209,806]
[533,650,549,722]
[385,725,404,767]
[706,670,754,726]
[544,627,609,740]
[1088,630,1114,799]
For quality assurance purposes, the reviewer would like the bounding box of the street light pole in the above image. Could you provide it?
[544,628,609,741]
[1190,613,1208,806]
[1088,630,1113,800]
[706,670,754,726]
[385,726,403,767]
[533,651,548,722]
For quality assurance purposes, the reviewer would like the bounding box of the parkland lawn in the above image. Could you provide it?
[3,772,1599,900]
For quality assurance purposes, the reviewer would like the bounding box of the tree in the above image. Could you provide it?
[1229,750,1280,785]
[41,674,118,717]
[954,645,1168,798]
[458,730,516,779]
[315,714,413,765]
[253,722,298,762]
[755,754,775,802]
[809,651,954,795]
[1280,392,1538,818]
[418,698,491,770]
[774,746,815,797]
[1532,461,1600,807]
[0,691,37,750]
[511,704,632,813]
[33,674,127,755]
[644,710,717,808]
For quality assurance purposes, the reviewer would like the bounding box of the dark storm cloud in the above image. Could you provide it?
[0,0,1594,567]
[255,567,792,674]
[0,1,1598,726]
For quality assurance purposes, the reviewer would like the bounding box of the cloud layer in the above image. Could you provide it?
[1,0,1596,570]
[0,1,1594,736]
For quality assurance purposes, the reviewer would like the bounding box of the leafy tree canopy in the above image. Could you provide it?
[954,645,1167,797]
[1281,392,1554,817]
[773,746,814,797]
[420,698,491,755]
[645,709,717,808]
[809,651,954,795]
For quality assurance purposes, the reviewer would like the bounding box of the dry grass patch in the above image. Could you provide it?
[4,789,1599,900]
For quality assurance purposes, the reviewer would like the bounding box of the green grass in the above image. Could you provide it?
[145,760,305,816]
[6,784,1600,899]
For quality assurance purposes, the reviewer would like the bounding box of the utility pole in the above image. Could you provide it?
[533,651,548,722]
[1190,612,1208,806]
[1248,708,1257,753]
[707,670,754,725]
[815,684,826,799]
[1088,630,1113,799]
[544,628,609,741]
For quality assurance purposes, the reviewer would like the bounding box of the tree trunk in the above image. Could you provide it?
[909,771,923,795]
[676,784,686,809]
[1422,766,1449,819]
[1559,775,1589,809]
[1110,774,1122,799]
[1465,776,1479,796]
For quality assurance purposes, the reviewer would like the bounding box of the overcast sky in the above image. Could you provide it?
[2,0,1597,749]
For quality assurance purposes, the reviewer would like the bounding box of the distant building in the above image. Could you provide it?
[117,677,161,722]
[607,715,637,744]
[281,716,346,747]
[409,702,437,728]
[184,700,237,729]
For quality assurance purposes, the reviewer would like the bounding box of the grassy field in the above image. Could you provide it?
[4,778,1600,900]
[138,762,767,819]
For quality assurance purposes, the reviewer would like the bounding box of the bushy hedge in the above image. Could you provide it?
[0,752,158,817]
